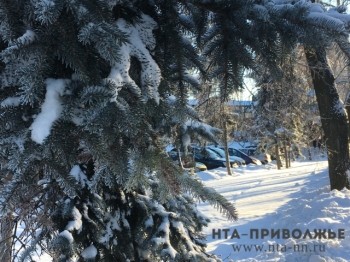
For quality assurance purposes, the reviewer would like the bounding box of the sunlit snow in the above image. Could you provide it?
[196,155,350,261]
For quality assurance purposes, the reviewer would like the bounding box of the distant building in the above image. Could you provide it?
[188,98,254,119]
[227,100,254,119]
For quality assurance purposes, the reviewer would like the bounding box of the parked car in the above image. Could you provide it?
[191,147,240,169]
[237,146,256,156]
[229,142,257,156]
[224,147,262,165]
[207,146,246,166]
[167,149,207,172]
[194,162,208,172]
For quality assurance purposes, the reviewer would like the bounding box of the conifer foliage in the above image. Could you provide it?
[0,1,235,261]
[2,0,350,261]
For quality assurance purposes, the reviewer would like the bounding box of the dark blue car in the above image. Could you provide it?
[220,147,262,165]
[168,147,239,170]
[191,147,239,169]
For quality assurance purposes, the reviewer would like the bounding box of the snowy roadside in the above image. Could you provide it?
[196,159,350,262]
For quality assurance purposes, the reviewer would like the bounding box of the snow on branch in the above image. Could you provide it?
[30,78,69,144]
[9,29,36,48]
[81,244,98,260]
[70,165,89,188]
[270,0,350,34]
[325,6,350,26]
[252,4,270,21]
[0,97,21,107]
[306,12,346,33]
[66,206,83,232]
[108,14,161,103]
[99,210,123,245]
[1,30,36,62]
[58,230,74,243]
[32,0,60,25]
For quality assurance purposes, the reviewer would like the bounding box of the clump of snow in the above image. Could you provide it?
[108,13,161,103]
[181,127,191,150]
[309,3,324,13]
[81,244,98,260]
[307,89,316,97]
[30,78,69,144]
[156,216,177,259]
[134,13,157,50]
[166,95,177,104]
[274,127,287,135]
[13,137,25,153]
[306,11,346,33]
[145,216,154,227]
[7,30,36,52]
[99,211,122,245]
[59,230,74,243]
[66,206,83,232]
[1,97,21,107]
[70,165,88,187]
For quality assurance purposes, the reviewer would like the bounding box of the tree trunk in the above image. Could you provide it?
[0,214,14,262]
[177,148,184,170]
[288,147,292,167]
[283,142,289,168]
[223,120,233,176]
[304,46,350,190]
[345,92,350,140]
[275,144,282,170]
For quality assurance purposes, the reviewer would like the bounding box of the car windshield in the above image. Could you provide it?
[233,148,248,157]
[194,148,221,159]
[208,147,226,157]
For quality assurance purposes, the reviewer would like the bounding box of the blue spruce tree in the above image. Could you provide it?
[0,1,236,261]
[2,0,350,261]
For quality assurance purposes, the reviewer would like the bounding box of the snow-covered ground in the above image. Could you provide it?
[21,154,350,262]
[196,157,350,262]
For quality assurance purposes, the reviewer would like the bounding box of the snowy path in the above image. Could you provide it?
[198,160,328,223]
[202,161,327,219]
[197,159,350,261]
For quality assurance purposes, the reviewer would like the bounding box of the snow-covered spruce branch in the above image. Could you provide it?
[134,193,213,261]
[180,174,238,221]
[107,14,161,104]
[0,30,36,63]
[136,194,178,259]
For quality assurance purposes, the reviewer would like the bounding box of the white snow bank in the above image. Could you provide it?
[197,159,350,261]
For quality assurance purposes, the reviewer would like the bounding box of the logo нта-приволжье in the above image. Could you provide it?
[211,228,345,240]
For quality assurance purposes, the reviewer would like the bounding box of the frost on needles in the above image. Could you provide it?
[0,1,236,261]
